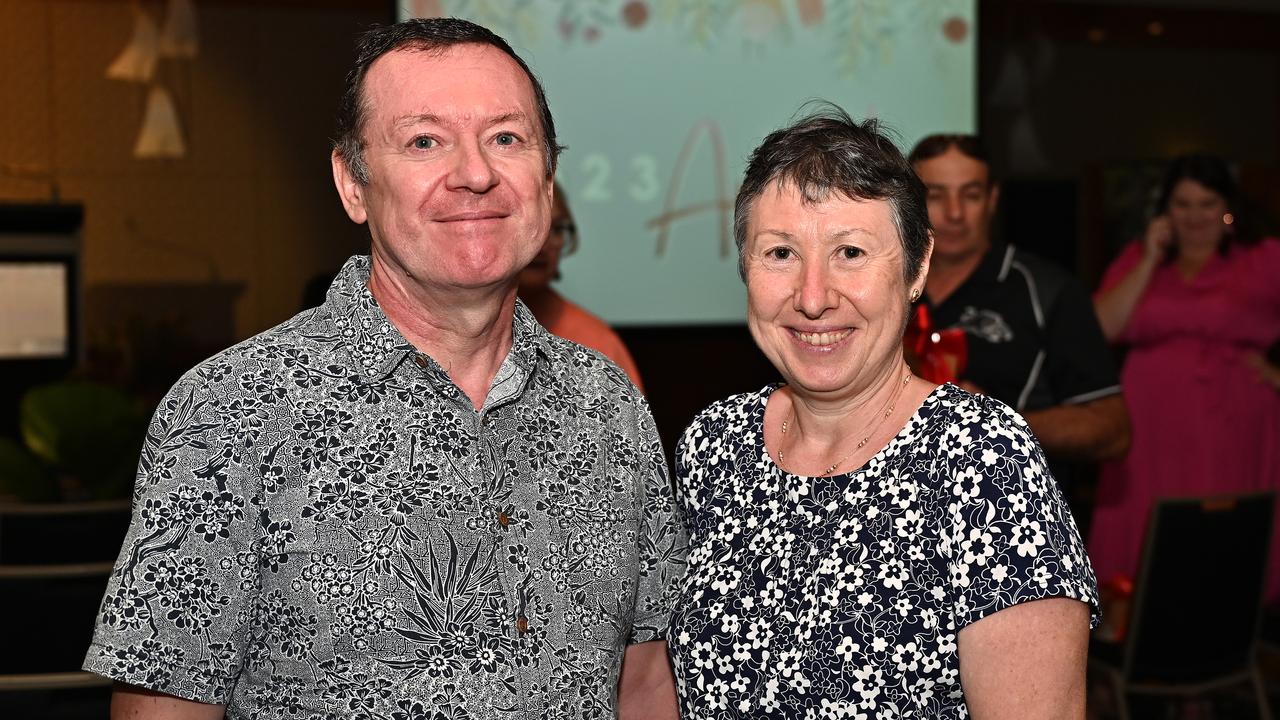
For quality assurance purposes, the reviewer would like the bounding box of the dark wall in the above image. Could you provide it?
[619,325,780,463]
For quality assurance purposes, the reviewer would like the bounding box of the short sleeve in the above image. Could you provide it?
[941,397,1100,630]
[1247,238,1280,314]
[82,371,263,703]
[1098,241,1147,295]
[627,399,690,644]
[1044,276,1122,405]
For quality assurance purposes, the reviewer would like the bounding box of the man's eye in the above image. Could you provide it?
[839,246,864,260]
[495,133,517,146]
[412,136,435,149]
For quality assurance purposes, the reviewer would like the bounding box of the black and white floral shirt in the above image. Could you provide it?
[84,255,688,720]
[669,384,1098,719]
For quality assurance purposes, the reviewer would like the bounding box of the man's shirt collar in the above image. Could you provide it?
[324,255,551,385]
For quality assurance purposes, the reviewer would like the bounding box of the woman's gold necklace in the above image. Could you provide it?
[777,373,912,477]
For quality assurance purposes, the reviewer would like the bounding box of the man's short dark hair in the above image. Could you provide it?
[333,17,564,185]
[734,103,932,283]
[907,133,992,178]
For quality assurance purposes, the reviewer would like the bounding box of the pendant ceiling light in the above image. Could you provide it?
[133,85,186,158]
[105,8,160,82]
[159,0,199,58]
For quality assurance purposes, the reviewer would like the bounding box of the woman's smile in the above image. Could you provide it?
[791,328,853,349]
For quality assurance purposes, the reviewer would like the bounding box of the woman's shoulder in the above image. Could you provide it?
[926,384,1030,433]
[677,386,776,471]
[920,385,1043,468]
[682,385,774,436]
[1237,236,1280,266]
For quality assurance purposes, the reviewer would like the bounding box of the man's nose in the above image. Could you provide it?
[944,194,964,222]
[447,139,499,193]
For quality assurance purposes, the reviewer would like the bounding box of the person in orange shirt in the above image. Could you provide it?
[518,182,646,391]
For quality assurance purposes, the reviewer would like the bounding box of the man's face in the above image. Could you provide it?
[334,44,553,293]
[913,147,998,263]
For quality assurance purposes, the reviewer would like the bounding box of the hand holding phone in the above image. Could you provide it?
[1142,215,1175,262]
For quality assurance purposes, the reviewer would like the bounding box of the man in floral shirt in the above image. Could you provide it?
[84,18,687,720]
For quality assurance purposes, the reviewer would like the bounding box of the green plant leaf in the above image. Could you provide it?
[19,381,146,499]
[0,436,58,502]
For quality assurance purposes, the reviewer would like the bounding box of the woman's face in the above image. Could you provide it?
[1167,178,1230,252]
[744,181,926,402]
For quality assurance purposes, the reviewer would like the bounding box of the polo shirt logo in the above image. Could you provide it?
[956,307,1014,343]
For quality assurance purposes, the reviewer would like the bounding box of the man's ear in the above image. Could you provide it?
[986,182,1001,219]
[332,150,368,225]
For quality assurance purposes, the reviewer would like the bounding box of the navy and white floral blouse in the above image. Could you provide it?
[669,384,1098,719]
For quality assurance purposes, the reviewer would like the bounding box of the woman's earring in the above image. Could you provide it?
[910,288,921,302]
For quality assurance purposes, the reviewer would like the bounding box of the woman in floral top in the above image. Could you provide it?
[667,105,1099,719]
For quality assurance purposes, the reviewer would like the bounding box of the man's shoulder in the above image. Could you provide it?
[996,245,1090,316]
[167,306,339,399]
[1003,245,1076,284]
[533,331,650,432]
[539,325,635,388]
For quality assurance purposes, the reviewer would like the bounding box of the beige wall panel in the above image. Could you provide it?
[1,0,387,345]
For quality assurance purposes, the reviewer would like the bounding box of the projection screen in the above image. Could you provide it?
[397,0,976,324]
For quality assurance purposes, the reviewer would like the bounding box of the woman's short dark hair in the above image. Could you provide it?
[734,103,932,282]
[333,17,564,185]
[1155,154,1259,250]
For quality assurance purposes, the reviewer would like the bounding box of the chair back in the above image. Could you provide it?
[0,500,130,564]
[0,563,112,674]
[1123,492,1275,683]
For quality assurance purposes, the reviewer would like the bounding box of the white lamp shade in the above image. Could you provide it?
[106,10,160,82]
[133,86,186,158]
[159,0,199,59]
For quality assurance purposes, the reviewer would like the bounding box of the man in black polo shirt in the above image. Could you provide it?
[909,135,1130,519]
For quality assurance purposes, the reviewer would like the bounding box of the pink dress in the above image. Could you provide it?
[1088,238,1280,600]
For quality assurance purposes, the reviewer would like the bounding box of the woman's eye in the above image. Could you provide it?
[495,133,517,146]
[839,246,864,260]
[412,136,435,149]
[768,247,793,260]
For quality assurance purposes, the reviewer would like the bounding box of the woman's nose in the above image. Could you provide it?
[794,263,838,318]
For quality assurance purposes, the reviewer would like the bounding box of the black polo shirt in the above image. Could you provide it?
[924,243,1121,414]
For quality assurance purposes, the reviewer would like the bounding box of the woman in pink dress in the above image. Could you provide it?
[1091,155,1280,600]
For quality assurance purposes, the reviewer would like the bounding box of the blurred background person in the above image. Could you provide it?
[1090,154,1280,600]
[908,134,1130,533]
[518,182,645,391]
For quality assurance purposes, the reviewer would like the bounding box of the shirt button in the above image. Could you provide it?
[497,511,510,528]
[413,355,430,369]
[516,616,529,634]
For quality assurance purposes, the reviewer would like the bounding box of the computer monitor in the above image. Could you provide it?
[0,258,71,360]
[0,204,82,435]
